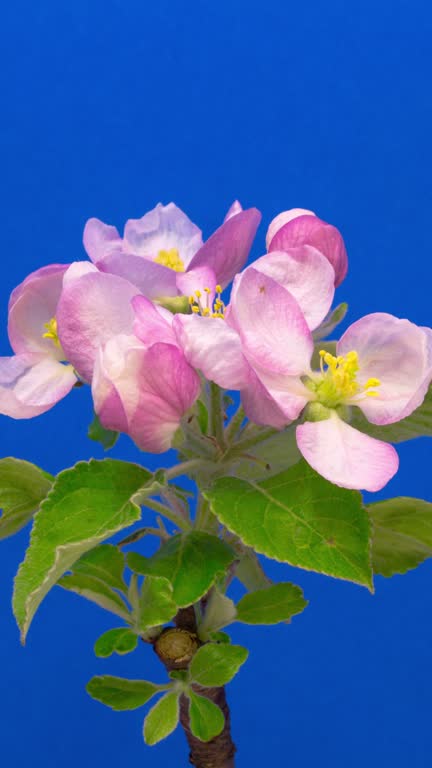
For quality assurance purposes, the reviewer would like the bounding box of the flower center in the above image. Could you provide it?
[315,349,380,408]
[154,248,185,272]
[188,285,225,319]
[42,317,62,349]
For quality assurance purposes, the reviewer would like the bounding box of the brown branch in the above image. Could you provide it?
[153,607,237,767]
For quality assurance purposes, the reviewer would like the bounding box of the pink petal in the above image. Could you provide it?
[132,295,177,347]
[266,208,315,250]
[97,251,178,299]
[93,336,200,453]
[229,268,313,375]
[176,265,217,300]
[8,264,69,358]
[173,314,250,390]
[249,246,335,330]
[240,367,293,429]
[296,414,399,491]
[0,355,76,418]
[57,271,140,382]
[83,218,122,263]
[268,213,348,287]
[338,313,432,425]
[224,200,243,221]
[123,202,203,268]
[188,208,261,289]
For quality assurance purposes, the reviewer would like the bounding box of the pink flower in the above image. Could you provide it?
[174,269,432,491]
[57,266,200,452]
[83,201,261,301]
[266,208,348,287]
[0,265,78,419]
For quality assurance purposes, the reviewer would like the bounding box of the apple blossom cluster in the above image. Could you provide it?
[1,202,431,492]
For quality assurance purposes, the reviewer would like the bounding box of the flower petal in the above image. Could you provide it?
[8,264,69,358]
[268,212,348,287]
[240,367,294,429]
[249,246,335,330]
[176,265,217,300]
[266,208,315,250]
[0,355,76,418]
[83,218,122,263]
[229,268,313,375]
[173,314,249,390]
[97,251,178,299]
[123,202,203,267]
[57,270,139,381]
[338,313,432,424]
[93,336,200,453]
[224,200,243,221]
[132,295,177,347]
[188,208,261,289]
[296,414,399,491]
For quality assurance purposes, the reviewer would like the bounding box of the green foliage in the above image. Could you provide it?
[189,643,249,687]
[369,497,432,576]
[87,675,161,711]
[88,413,119,450]
[236,582,307,625]
[127,532,235,607]
[198,588,237,639]
[135,575,178,631]
[13,459,151,642]
[313,303,348,341]
[231,427,301,481]
[0,457,53,540]
[233,545,271,591]
[205,461,372,588]
[143,692,180,745]
[94,628,138,658]
[188,691,225,742]
[58,572,131,620]
[72,545,126,592]
[351,385,432,444]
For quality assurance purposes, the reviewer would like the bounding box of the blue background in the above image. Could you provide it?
[1,1,431,766]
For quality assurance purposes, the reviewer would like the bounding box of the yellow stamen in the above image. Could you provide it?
[188,285,226,320]
[42,317,61,349]
[154,248,185,272]
[316,350,380,407]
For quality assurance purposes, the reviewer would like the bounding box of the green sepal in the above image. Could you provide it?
[88,413,119,450]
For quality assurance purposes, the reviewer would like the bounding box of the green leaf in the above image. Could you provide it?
[313,303,348,341]
[87,675,161,711]
[58,573,131,620]
[144,692,180,745]
[227,540,271,591]
[0,458,53,540]
[350,385,432,444]
[188,691,225,742]
[205,461,372,588]
[72,544,126,593]
[94,627,138,657]
[137,576,178,631]
[199,589,237,639]
[127,532,235,607]
[189,643,249,687]
[232,427,301,481]
[196,400,209,434]
[88,413,119,450]
[236,582,307,625]
[369,497,432,576]
[13,459,151,643]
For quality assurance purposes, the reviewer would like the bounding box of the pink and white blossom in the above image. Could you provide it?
[266,208,348,287]
[83,201,261,300]
[0,265,77,419]
[174,269,432,491]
